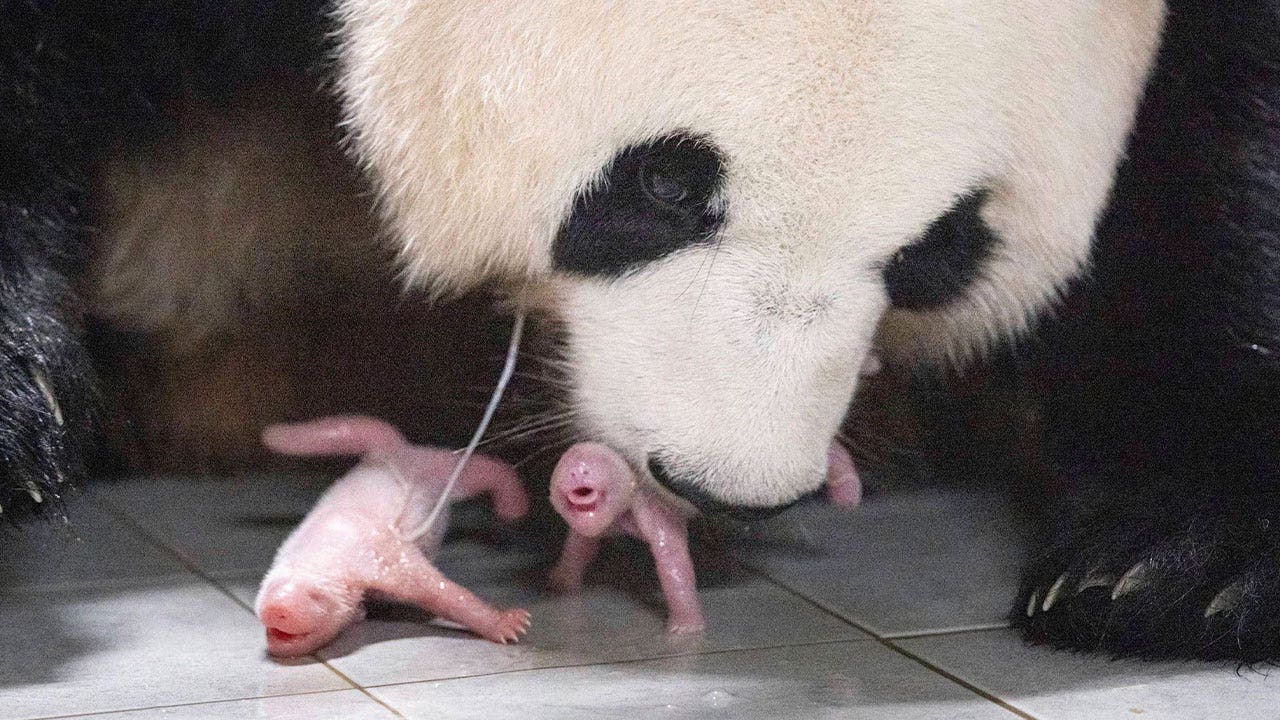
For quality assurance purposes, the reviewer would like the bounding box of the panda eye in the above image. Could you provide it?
[554,132,726,278]
[641,164,691,205]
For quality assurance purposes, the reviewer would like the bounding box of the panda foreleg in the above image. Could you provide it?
[0,145,99,524]
[0,225,98,525]
[1011,194,1280,661]
[1013,470,1280,662]
[1009,0,1280,663]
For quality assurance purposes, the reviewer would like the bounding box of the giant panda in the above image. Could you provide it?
[332,0,1280,662]
[2,0,1277,663]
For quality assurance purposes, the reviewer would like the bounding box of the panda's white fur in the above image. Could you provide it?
[336,1,1164,508]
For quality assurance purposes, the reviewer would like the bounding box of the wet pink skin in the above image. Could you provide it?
[548,441,862,635]
[255,415,532,657]
[825,442,862,508]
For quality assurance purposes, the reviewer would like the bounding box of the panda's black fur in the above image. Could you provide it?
[882,190,998,311]
[2,0,1279,663]
[1015,0,1280,661]
[0,0,325,521]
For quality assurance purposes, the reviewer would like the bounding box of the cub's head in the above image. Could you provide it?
[336,0,1164,515]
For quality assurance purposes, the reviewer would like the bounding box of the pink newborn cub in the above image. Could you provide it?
[255,415,532,657]
[548,442,861,635]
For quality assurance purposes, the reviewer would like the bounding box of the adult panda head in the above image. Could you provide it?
[335,1,1165,516]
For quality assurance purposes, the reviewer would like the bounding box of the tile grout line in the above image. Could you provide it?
[0,570,210,598]
[886,623,1014,641]
[875,643,1038,720]
[88,493,257,610]
[360,636,871,693]
[321,665,408,719]
[87,493,409,719]
[22,687,393,720]
[744,563,1041,720]
[737,558,882,637]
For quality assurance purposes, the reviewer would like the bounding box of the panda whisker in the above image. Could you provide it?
[837,423,925,485]
[689,233,724,323]
[509,369,574,391]
[479,411,577,449]
[512,433,578,469]
[676,234,718,302]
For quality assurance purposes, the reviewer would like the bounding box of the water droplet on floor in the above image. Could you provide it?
[702,689,735,708]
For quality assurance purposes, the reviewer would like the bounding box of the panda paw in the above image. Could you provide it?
[1012,495,1280,662]
[0,311,97,525]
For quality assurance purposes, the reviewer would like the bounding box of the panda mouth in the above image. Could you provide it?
[646,456,799,522]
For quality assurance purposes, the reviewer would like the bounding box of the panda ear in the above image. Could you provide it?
[877,6,1165,366]
[877,166,1118,367]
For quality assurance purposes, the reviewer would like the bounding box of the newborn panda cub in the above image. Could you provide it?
[546,358,874,633]
[255,416,532,656]
[549,442,861,634]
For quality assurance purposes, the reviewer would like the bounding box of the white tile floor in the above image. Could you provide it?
[2,475,1277,719]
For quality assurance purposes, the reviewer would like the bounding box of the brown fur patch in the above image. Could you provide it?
[87,75,510,473]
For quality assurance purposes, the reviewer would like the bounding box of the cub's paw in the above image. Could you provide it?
[1013,498,1280,662]
[485,608,533,644]
[665,616,708,636]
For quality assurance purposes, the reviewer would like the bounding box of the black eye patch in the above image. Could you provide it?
[881,190,1000,310]
[553,133,726,278]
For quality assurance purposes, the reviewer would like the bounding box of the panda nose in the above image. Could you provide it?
[646,456,798,522]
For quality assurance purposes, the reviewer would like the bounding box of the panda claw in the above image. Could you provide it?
[25,482,43,504]
[1111,562,1149,600]
[1204,581,1246,618]
[1026,589,1041,617]
[30,367,64,427]
[1076,568,1116,594]
[1041,573,1069,612]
